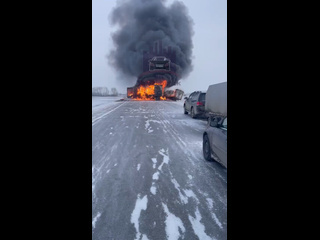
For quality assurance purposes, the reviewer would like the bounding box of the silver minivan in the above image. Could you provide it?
[203,116,227,168]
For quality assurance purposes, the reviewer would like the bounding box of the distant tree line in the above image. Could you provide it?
[92,87,118,96]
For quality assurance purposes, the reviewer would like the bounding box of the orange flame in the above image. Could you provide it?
[134,80,167,100]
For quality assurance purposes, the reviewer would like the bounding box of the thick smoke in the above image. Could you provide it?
[108,0,194,86]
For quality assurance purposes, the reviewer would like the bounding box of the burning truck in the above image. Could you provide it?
[127,56,184,101]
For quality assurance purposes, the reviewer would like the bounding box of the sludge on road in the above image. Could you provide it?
[92,99,227,240]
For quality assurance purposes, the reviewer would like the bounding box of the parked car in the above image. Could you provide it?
[183,91,206,118]
[203,115,227,168]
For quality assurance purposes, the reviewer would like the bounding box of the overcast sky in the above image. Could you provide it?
[92,0,227,94]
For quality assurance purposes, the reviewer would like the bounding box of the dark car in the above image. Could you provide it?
[203,115,227,168]
[149,56,170,71]
[183,91,206,118]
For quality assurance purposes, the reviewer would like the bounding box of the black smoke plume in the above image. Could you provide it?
[108,0,194,87]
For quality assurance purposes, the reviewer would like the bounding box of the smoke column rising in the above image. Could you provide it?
[108,0,194,85]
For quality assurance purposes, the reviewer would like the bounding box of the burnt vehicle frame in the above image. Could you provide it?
[149,56,171,71]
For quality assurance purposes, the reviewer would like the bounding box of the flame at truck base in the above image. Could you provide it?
[128,80,167,101]
[136,80,167,100]
[127,84,184,101]
[127,56,184,101]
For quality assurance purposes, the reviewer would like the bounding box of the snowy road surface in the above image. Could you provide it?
[92,96,227,240]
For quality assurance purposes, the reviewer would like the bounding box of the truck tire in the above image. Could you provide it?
[203,135,213,161]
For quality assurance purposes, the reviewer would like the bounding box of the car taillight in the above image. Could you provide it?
[197,102,204,106]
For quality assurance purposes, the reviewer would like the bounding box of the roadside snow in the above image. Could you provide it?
[92,101,126,125]
[92,96,124,108]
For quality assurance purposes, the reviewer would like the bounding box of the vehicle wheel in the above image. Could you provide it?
[184,106,188,114]
[203,135,213,161]
[191,107,196,118]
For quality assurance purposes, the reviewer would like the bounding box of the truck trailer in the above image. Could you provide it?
[205,82,227,117]
[164,89,184,101]
[127,86,184,101]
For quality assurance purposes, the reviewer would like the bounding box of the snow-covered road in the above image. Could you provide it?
[92,97,227,240]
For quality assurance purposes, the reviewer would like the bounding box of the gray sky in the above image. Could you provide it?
[92,0,227,94]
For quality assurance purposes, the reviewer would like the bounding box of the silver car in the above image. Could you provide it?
[203,116,227,168]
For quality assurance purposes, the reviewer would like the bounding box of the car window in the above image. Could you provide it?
[192,93,199,100]
[222,118,227,129]
[199,93,206,101]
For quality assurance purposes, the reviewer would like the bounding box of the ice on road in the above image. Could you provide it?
[92,97,227,240]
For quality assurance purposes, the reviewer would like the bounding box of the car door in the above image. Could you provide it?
[185,93,194,111]
[213,117,227,167]
[208,116,221,154]
[209,117,227,166]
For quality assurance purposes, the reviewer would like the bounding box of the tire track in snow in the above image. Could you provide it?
[157,102,201,166]
[156,117,193,166]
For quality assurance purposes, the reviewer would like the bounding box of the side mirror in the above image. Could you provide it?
[184,97,188,100]
[210,120,218,127]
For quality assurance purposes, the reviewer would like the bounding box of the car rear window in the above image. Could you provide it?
[199,93,206,101]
